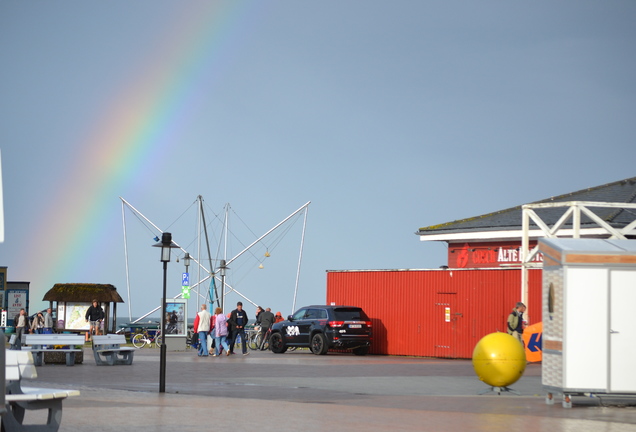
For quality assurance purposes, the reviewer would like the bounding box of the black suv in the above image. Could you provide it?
[269,305,372,355]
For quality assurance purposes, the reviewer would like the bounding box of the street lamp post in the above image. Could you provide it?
[219,259,228,312]
[182,252,191,302]
[153,232,178,393]
[183,252,191,275]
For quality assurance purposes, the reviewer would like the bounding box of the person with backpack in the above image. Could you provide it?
[507,302,526,343]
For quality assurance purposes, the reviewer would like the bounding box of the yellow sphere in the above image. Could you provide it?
[472,332,526,387]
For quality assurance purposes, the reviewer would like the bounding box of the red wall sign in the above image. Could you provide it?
[448,241,543,268]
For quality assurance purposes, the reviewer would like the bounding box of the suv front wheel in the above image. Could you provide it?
[270,332,287,354]
[310,333,328,355]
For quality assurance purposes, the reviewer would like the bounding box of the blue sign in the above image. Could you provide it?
[527,333,542,352]
[182,272,189,287]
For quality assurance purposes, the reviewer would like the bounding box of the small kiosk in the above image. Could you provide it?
[539,238,636,407]
[42,283,124,335]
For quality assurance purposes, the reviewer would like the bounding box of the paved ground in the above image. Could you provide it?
[10,347,636,432]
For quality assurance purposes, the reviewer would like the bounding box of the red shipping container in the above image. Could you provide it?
[326,268,541,359]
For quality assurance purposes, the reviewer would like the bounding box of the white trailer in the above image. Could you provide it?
[539,238,636,407]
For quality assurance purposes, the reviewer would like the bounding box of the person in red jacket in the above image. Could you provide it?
[274,312,285,323]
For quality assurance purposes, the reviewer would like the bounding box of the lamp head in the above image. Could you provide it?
[219,259,228,276]
[152,232,179,262]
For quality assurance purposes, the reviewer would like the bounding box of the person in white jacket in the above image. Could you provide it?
[193,304,212,357]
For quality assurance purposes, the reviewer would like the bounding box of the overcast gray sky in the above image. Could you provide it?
[1,1,634,318]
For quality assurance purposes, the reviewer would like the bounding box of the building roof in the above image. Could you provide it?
[42,283,124,303]
[417,176,636,242]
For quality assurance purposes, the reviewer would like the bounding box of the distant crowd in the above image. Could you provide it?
[193,301,284,357]
[10,307,55,349]
[10,299,106,349]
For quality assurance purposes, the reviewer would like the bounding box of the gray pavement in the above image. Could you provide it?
[13,347,636,431]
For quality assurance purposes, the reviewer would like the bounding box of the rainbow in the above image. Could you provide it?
[18,2,258,297]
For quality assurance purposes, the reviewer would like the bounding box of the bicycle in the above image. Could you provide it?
[257,327,272,351]
[131,328,163,348]
[247,326,261,350]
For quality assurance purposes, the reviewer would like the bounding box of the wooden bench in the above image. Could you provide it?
[23,334,85,367]
[3,348,80,432]
[91,334,136,366]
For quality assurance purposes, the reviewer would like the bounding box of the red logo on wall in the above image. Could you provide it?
[456,245,469,268]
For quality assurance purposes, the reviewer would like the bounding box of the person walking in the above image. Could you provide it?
[259,307,275,347]
[507,302,527,343]
[85,299,105,340]
[255,306,263,326]
[226,312,235,354]
[253,306,263,336]
[12,308,28,350]
[30,311,45,334]
[228,302,249,355]
[43,308,54,334]
[212,307,230,356]
[193,304,213,357]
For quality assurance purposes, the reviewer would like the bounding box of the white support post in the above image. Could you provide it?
[292,206,309,314]
[573,204,580,238]
[521,207,530,315]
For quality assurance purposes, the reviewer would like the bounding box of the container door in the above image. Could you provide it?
[609,270,636,393]
[564,268,608,390]
[434,293,457,358]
